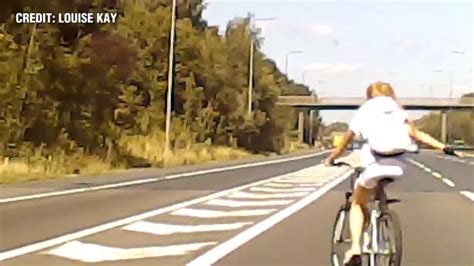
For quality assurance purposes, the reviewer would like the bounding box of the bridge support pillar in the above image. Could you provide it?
[441,110,447,143]
[308,110,315,146]
[298,111,304,144]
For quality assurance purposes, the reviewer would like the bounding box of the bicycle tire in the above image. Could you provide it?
[377,210,403,266]
[330,205,351,266]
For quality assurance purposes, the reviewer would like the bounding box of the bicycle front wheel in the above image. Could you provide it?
[330,205,351,266]
[376,210,403,266]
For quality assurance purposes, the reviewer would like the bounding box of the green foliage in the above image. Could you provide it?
[0,0,314,180]
[416,93,474,145]
[323,122,349,136]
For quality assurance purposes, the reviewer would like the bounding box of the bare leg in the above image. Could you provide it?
[349,184,373,254]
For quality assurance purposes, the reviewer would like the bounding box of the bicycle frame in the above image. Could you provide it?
[332,149,459,266]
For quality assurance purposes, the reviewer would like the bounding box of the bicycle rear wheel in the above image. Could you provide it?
[376,210,402,265]
[330,205,351,266]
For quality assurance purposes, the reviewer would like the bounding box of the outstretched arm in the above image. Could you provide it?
[407,121,445,150]
[324,130,355,165]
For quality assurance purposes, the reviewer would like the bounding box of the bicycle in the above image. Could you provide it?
[329,147,461,266]
[330,161,403,266]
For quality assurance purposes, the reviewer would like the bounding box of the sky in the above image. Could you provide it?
[202,0,473,123]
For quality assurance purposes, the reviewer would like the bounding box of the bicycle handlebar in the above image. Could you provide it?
[331,161,354,168]
[443,145,462,157]
[326,146,462,168]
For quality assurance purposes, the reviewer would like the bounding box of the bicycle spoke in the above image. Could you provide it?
[377,212,402,266]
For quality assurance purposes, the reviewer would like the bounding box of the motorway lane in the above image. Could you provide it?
[1,151,472,265]
[218,152,474,266]
[409,151,474,192]
[0,153,353,265]
[0,151,330,261]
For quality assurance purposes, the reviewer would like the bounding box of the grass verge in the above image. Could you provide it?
[1,140,310,185]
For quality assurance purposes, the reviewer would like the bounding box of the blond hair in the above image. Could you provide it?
[366,81,396,99]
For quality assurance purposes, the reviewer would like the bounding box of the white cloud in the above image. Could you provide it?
[310,24,334,36]
[304,63,361,74]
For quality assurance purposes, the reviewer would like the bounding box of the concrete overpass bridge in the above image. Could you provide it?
[276,96,474,144]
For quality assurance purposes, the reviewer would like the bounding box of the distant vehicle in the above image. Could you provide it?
[452,140,465,148]
[332,132,345,148]
[351,141,364,150]
[348,137,364,150]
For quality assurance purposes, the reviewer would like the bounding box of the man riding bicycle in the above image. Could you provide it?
[323,81,460,266]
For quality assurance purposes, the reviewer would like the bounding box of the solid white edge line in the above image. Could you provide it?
[186,169,353,266]
[460,191,474,202]
[0,169,299,262]
[0,151,329,204]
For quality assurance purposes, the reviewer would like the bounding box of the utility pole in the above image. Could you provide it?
[247,37,254,118]
[247,15,276,118]
[165,0,177,154]
[285,50,303,75]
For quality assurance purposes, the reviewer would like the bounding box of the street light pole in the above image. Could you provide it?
[302,69,312,84]
[165,0,177,154]
[247,16,276,118]
[285,50,303,75]
[432,69,449,97]
[449,50,466,99]
[433,50,467,143]
[247,37,254,118]
[449,72,453,99]
[448,50,466,143]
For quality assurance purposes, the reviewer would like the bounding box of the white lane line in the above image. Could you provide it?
[122,221,252,235]
[410,158,457,188]
[442,178,456,187]
[0,169,297,262]
[432,154,471,165]
[42,240,216,263]
[407,159,424,168]
[186,169,354,266]
[460,191,474,202]
[171,208,276,218]
[288,174,333,179]
[285,177,333,182]
[249,186,316,193]
[204,198,293,207]
[298,183,323,187]
[227,191,309,199]
[432,172,442,179]
[262,183,295,188]
[274,179,327,184]
[0,151,329,204]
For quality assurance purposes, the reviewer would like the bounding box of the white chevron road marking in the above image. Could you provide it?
[249,186,316,193]
[122,221,252,235]
[42,241,217,263]
[227,191,309,199]
[171,208,277,218]
[204,198,293,207]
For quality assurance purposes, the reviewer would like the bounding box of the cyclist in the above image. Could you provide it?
[323,81,460,265]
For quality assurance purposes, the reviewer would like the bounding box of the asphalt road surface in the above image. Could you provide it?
[0,150,472,266]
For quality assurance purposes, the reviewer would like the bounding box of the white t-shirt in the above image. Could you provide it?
[349,96,412,154]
